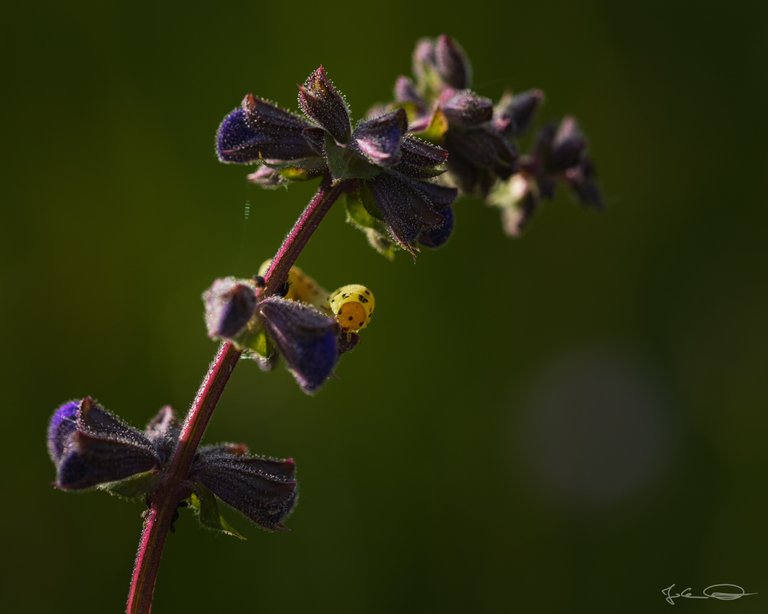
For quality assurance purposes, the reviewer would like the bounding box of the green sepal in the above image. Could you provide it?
[325,135,380,181]
[242,327,273,358]
[97,470,158,501]
[188,484,246,540]
[345,191,398,260]
[239,326,278,371]
[227,311,267,354]
[346,188,380,226]
[414,108,448,144]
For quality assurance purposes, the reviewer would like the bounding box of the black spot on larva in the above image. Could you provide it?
[347,315,353,321]
[342,293,350,298]
[358,294,368,303]
[358,321,364,327]
[364,289,370,295]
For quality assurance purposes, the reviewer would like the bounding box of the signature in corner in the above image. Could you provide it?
[662,583,757,605]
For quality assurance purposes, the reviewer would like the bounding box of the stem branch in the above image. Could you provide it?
[125,176,346,614]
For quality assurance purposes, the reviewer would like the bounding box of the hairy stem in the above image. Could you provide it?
[263,176,347,295]
[125,176,346,614]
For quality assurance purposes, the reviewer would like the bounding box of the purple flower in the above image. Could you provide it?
[48,398,163,491]
[191,444,297,532]
[48,399,298,532]
[217,93,324,165]
[257,296,339,394]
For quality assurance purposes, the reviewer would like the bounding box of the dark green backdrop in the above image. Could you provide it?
[4,1,767,612]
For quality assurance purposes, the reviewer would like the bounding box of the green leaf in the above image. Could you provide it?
[98,470,158,500]
[325,135,380,181]
[188,485,246,540]
[345,191,379,228]
[344,192,398,260]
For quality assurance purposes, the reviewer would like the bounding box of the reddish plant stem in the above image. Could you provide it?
[126,176,346,614]
[263,176,347,295]
[126,341,241,614]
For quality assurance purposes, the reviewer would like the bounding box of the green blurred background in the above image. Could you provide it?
[3,1,767,612]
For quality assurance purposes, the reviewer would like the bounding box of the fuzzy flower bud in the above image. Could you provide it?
[48,398,162,491]
[192,445,297,532]
[257,296,339,394]
[434,35,473,90]
[441,90,494,127]
[203,277,258,339]
[217,94,323,164]
[494,89,545,138]
[352,109,408,166]
[298,66,352,144]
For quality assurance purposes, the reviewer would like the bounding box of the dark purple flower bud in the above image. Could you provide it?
[192,445,297,531]
[444,125,517,194]
[494,89,544,138]
[247,165,285,188]
[441,90,493,127]
[412,38,437,83]
[391,136,450,180]
[418,206,454,248]
[49,397,160,491]
[394,76,424,107]
[144,405,179,464]
[257,297,339,394]
[298,66,351,144]
[548,117,587,172]
[216,94,321,164]
[57,432,158,491]
[447,127,516,173]
[203,277,258,340]
[528,117,602,206]
[351,109,408,166]
[435,35,472,89]
[564,156,604,209]
[399,136,449,169]
[367,173,456,254]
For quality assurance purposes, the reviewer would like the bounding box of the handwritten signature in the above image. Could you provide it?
[662,584,757,605]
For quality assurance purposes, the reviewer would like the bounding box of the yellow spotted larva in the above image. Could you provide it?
[328,284,375,332]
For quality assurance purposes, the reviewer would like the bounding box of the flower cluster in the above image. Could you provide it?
[217,35,602,251]
[217,67,458,257]
[386,34,603,236]
[48,398,297,533]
